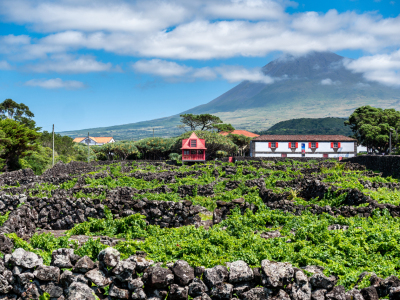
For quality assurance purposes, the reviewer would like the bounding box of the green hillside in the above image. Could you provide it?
[256,117,352,136]
[60,52,400,140]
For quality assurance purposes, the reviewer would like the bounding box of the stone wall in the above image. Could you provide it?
[0,245,396,300]
[344,155,400,178]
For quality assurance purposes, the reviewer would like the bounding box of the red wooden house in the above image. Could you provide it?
[181,132,206,162]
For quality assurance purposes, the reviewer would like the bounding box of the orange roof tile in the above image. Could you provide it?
[73,137,114,143]
[73,137,85,143]
[92,137,114,143]
[220,130,260,138]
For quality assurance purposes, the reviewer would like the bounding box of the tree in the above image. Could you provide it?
[0,119,40,171]
[0,99,38,130]
[95,141,140,161]
[19,145,52,175]
[134,137,175,160]
[228,134,253,156]
[172,131,238,159]
[38,131,75,158]
[180,114,223,131]
[213,123,235,133]
[345,106,400,154]
[0,129,11,170]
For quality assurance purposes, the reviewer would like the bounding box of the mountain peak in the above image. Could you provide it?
[262,51,346,79]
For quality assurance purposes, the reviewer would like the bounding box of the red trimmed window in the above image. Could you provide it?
[331,142,340,148]
[269,142,278,148]
[184,150,190,155]
[190,140,197,147]
[289,142,298,148]
[309,142,319,148]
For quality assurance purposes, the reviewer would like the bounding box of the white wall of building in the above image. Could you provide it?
[255,153,282,157]
[254,141,354,153]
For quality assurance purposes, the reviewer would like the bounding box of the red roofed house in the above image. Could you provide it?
[73,136,115,146]
[181,132,206,162]
[220,130,260,138]
[250,135,357,158]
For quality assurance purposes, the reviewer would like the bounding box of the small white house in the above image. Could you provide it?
[250,135,357,158]
[73,136,115,146]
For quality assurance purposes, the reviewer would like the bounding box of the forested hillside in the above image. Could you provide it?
[256,117,352,136]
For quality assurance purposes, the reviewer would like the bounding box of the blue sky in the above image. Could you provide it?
[0,0,399,133]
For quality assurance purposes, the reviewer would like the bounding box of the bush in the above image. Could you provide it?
[169,153,182,161]
[172,131,238,159]
[134,137,176,160]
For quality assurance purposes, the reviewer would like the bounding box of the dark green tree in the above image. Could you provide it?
[228,134,253,156]
[345,106,400,153]
[38,131,75,158]
[0,129,11,170]
[172,131,237,159]
[95,141,140,160]
[213,123,235,133]
[134,137,175,160]
[0,119,40,171]
[180,114,223,131]
[0,99,38,130]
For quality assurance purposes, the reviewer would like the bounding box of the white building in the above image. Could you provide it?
[250,135,357,158]
[73,136,115,146]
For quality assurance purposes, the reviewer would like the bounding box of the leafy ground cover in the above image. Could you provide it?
[3,159,400,292]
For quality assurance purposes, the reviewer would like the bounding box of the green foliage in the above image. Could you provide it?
[8,158,400,293]
[213,123,235,133]
[257,117,352,136]
[0,118,40,171]
[38,131,77,162]
[0,129,10,170]
[73,143,97,162]
[19,145,52,175]
[0,99,37,130]
[94,141,140,160]
[39,292,51,300]
[172,131,237,159]
[169,153,182,161]
[134,137,175,159]
[345,106,400,153]
[0,211,9,226]
[227,133,253,155]
[180,114,223,131]
[67,207,148,239]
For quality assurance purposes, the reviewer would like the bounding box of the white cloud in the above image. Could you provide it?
[132,59,274,83]
[344,50,400,86]
[215,65,274,83]
[204,0,288,20]
[320,78,340,85]
[132,59,192,77]
[0,61,12,70]
[0,0,188,33]
[24,78,85,89]
[0,0,399,73]
[192,67,217,80]
[27,55,113,73]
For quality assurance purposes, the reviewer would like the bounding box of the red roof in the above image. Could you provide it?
[220,130,260,138]
[253,135,356,142]
[181,132,207,150]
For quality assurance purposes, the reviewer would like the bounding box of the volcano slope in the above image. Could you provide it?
[1,160,400,299]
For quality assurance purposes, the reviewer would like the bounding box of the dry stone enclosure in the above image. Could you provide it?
[0,159,400,299]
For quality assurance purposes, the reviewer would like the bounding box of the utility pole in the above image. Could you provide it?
[390,128,393,154]
[87,132,90,163]
[52,124,55,166]
[153,128,154,138]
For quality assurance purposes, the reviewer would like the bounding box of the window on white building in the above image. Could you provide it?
[271,142,276,148]
[311,142,316,148]
[333,142,338,148]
